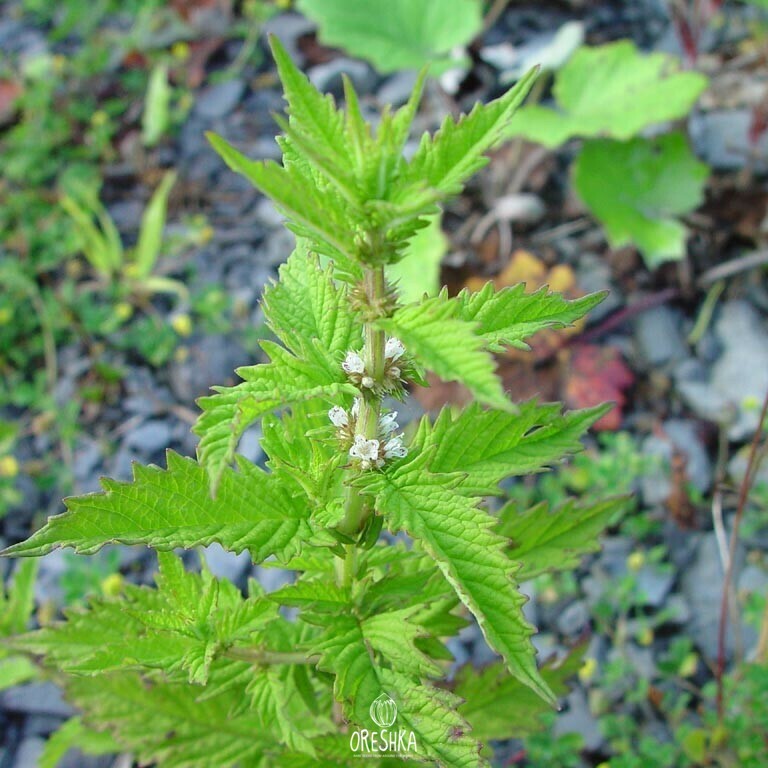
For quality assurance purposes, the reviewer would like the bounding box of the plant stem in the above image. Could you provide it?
[715,386,768,720]
[337,265,387,543]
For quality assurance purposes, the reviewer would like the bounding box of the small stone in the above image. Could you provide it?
[556,600,590,636]
[576,253,622,323]
[689,109,768,171]
[635,565,675,608]
[663,419,712,492]
[1,682,75,718]
[446,637,470,679]
[253,565,293,593]
[195,79,246,119]
[124,420,172,455]
[634,305,688,368]
[377,70,419,107]
[640,435,672,505]
[664,593,692,625]
[12,737,44,768]
[202,543,251,584]
[309,58,376,97]
[553,689,604,751]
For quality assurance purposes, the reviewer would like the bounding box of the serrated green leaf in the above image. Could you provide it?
[401,66,538,200]
[3,452,312,563]
[195,249,359,488]
[574,133,709,267]
[262,248,358,358]
[269,35,352,176]
[64,671,276,768]
[498,497,626,580]
[411,400,610,496]
[378,296,511,410]
[359,452,555,705]
[454,646,585,742]
[8,552,278,685]
[505,40,708,147]
[206,132,356,263]
[297,0,482,75]
[455,281,606,351]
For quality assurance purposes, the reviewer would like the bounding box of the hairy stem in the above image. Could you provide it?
[337,266,386,544]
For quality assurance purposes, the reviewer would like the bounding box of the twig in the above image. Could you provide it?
[576,288,679,345]
[698,249,768,287]
[716,387,768,719]
[482,0,511,34]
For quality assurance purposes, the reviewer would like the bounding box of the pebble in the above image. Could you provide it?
[680,533,736,660]
[124,420,172,455]
[377,70,419,107]
[309,58,376,98]
[202,543,251,584]
[11,737,44,768]
[634,305,688,368]
[195,79,246,119]
[689,109,768,172]
[0,682,75,718]
[556,599,590,636]
[663,419,712,492]
[634,563,675,608]
[575,253,622,322]
[553,689,604,751]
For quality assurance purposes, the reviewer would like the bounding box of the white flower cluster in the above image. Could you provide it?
[341,337,406,390]
[327,400,407,470]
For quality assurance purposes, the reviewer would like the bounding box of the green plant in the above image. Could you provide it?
[297,0,483,74]
[505,40,709,267]
[3,39,623,766]
[61,170,188,301]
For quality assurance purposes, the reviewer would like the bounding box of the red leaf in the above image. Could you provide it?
[565,345,634,431]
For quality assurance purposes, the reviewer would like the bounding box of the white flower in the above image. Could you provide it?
[328,406,349,428]
[379,411,399,435]
[351,397,361,418]
[349,436,380,462]
[385,337,405,361]
[361,375,375,389]
[383,434,407,460]
[342,351,365,375]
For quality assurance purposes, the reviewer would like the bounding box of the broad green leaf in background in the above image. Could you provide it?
[504,40,708,148]
[573,133,709,267]
[296,0,483,74]
[386,214,447,302]
[142,62,171,147]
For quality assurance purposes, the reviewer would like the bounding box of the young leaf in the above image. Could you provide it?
[359,452,556,705]
[454,281,606,352]
[3,452,312,563]
[206,132,357,264]
[377,296,511,410]
[296,0,483,74]
[132,170,176,279]
[573,133,709,266]
[498,497,627,580]
[504,40,708,147]
[411,400,610,496]
[400,66,538,200]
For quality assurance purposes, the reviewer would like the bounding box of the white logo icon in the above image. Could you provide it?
[369,692,397,727]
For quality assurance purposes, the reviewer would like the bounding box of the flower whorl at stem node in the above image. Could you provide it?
[349,278,399,322]
[327,400,407,470]
[341,337,408,396]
